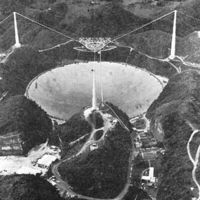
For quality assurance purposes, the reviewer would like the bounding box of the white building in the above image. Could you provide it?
[90,143,98,151]
[37,154,58,169]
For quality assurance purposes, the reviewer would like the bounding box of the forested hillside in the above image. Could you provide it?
[0,46,55,95]
[58,103,132,198]
[0,95,52,154]
[147,70,200,200]
[0,174,64,200]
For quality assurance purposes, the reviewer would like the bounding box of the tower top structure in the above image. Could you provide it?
[74,37,116,53]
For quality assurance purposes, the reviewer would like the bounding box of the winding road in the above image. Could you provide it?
[52,108,139,200]
[186,121,200,200]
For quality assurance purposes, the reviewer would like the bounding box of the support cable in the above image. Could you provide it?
[179,11,200,23]
[15,12,77,41]
[0,13,13,26]
[38,40,73,52]
[110,10,175,44]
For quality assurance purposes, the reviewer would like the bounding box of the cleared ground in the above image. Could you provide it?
[0,142,60,176]
[26,62,163,120]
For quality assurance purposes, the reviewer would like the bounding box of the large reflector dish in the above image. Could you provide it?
[26,62,163,120]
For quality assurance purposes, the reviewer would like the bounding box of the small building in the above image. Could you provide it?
[134,136,142,148]
[140,147,159,161]
[90,143,98,151]
[48,176,57,186]
[37,154,58,169]
[0,131,23,156]
[141,167,158,187]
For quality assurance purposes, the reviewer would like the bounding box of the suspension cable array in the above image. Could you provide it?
[0,13,13,26]
[0,9,199,56]
[0,9,200,108]
[15,12,77,41]
[111,10,175,43]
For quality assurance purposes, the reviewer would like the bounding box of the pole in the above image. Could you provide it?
[92,52,97,110]
[169,10,177,60]
[13,12,21,48]
[92,68,97,110]
[99,51,104,103]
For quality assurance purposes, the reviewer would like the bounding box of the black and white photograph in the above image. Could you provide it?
[0,0,199,199]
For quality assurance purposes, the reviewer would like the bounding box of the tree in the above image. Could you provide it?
[10,174,64,200]
[1,46,55,96]
[58,103,132,198]
[0,95,52,154]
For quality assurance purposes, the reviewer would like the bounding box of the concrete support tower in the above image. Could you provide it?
[13,12,21,48]
[169,10,177,60]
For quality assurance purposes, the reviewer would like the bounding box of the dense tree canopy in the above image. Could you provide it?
[0,175,64,200]
[58,103,132,198]
[0,46,55,96]
[147,70,200,200]
[0,95,52,154]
